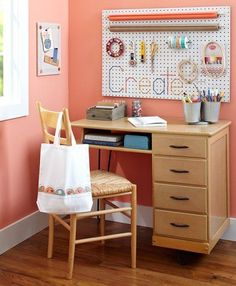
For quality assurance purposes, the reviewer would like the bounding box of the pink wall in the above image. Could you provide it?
[0,0,69,229]
[69,1,236,214]
[1,0,235,230]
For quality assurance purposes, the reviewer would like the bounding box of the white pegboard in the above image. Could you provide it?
[102,6,230,102]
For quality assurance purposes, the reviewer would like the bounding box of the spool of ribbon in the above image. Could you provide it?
[168,36,191,49]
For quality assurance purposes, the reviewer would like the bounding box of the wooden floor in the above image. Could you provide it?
[1,219,236,286]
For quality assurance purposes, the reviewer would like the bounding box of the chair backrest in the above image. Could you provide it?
[37,101,73,145]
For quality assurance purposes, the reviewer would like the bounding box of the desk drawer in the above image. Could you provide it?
[152,134,207,158]
[153,156,207,186]
[153,183,207,213]
[154,210,207,241]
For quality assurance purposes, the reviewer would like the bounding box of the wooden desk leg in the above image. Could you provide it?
[98,149,101,169]
[108,150,112,171]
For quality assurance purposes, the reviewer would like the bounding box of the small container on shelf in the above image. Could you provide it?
[202,102,221,123]
[132,100,142,117]
[183,102,201,124]
[86,102,126,121]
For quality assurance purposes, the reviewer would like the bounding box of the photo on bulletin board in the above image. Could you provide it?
[37,22,61,76]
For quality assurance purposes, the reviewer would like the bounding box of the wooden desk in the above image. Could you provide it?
[72,117,231,254]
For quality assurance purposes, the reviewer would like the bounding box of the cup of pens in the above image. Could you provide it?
[202,102,221,123]
[201,90,223,123]
[182,94,201,124]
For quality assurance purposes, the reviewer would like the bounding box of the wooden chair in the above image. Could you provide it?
[37,102,137,279]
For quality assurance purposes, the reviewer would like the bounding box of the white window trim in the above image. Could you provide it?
[0,0,28,121]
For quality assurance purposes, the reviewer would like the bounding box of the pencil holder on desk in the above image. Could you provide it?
[132,100,142,117]
[183,102,201,124]
[202,102,221,123]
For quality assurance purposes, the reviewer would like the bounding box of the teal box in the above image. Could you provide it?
[124,134,150,150]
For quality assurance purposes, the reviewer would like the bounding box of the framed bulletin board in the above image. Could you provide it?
[37,22,61,76]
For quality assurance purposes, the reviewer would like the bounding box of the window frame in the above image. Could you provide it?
[0,0,28,121]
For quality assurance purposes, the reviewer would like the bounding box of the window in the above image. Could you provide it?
[0,0,28,121]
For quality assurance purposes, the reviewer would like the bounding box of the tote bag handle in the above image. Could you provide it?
[54,111,76,146]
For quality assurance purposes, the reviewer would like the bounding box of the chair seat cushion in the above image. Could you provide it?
[91,170,133,197]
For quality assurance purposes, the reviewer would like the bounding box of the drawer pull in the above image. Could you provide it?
[169,169,189,174]
[170,222,190,228]
[170,196,189,201]
[169,145,189,149]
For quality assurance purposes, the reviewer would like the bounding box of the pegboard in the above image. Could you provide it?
[102,6,230,102]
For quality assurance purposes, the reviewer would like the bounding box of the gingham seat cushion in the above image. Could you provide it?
[91,170,133,197]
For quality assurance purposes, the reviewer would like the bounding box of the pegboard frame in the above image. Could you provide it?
[102,6,231,102]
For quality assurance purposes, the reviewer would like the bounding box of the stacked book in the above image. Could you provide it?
[83,133,124,147]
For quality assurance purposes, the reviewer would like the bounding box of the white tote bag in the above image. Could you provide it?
[37,112,93,214]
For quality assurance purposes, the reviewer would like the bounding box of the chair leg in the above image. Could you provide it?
[131,185,137,269]
[99,198,105,244]
[67,214,77,280]
[47,214,54,259]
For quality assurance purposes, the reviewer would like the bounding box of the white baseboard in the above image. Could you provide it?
[1,205,235,255]
[0,211,48,255]
[221,217,236,240]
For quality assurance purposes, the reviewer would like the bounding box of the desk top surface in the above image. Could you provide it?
[71,117,231,137]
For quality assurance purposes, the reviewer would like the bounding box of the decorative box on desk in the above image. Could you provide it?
[124,134,151,150]
[86,103,126,121]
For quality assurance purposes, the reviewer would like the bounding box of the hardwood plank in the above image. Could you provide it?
[0,219,236,285]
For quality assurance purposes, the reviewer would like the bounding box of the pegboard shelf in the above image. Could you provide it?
[109,23,220,32]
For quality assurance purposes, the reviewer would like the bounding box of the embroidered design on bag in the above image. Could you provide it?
[75,187,86,193]
[55,189,65,196]
[38,185,91,196]
[46,186,55,193]
[66,188,74,195]
[38,186,45,192]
